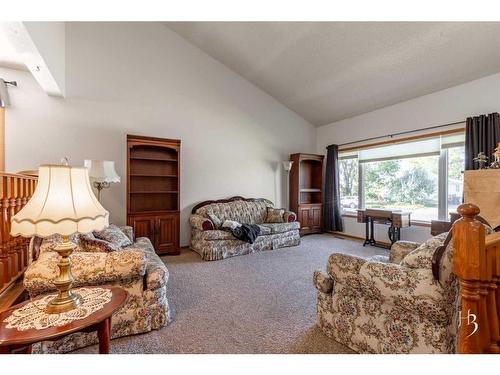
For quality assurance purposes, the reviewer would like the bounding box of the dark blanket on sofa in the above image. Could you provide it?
[230,224,261,244]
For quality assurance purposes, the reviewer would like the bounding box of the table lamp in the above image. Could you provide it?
[10,164,109,314]
[84,160,121,202]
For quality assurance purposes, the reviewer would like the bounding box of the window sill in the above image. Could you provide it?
[341,213,431,228]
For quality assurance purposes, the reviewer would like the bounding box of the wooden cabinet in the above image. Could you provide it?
[127,135,180,255]
[127,213,179,255]
[289,153,324,235]
[298,204,322,234]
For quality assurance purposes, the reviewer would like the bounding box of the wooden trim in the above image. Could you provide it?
[127,134,181,145]
[341,213,357,219]
[0,278,25,313]
[339,128,465,153]
[191,196,273,214]
[0,108,4,171]
[411,220,431,228]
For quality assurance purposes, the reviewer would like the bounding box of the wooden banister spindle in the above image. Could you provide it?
[7,176,18,277]
[14,177,23,272]
[0,173,38,296]
[1,175,10,285]
[0,175,4,289]
[453,204,484,353]
[486,244,500,353]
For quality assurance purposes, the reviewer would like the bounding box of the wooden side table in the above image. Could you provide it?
[0,286,128,354]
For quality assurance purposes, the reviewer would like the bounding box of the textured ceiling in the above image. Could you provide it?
[167,22,500,126]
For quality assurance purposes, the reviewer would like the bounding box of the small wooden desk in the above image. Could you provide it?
[357,209,411,248]
[0,286,127,354]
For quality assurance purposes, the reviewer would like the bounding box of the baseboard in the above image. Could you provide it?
[326,231,392,248]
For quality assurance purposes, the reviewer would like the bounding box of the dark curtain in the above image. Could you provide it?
[323,144,343,232]
[465,112,500,170]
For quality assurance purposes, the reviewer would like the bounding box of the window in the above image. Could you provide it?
[339,132,465,222]
[339,156,359,210]
[446,145,465,214]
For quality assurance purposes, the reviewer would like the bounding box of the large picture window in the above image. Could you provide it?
[339,132,465,222]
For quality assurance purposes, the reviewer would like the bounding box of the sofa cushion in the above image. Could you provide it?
[199,230,236,241]
[39,234,83,255]
[266,207,285,223]
[400,232,448,269]
[257,225,272,235]
[24,249,147,296]
[196,200,272,224]
[94,224,133,248]
[259,221,300,234]
[207,211,223,229]
[79,232,121,252]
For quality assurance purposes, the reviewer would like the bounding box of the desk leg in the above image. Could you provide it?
[97,317,111,354]
[363,219,370,246]
[369,218,376,245]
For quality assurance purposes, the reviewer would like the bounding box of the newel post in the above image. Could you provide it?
[453,203,485,353]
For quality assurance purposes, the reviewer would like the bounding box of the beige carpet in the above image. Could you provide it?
[76,234,387,354]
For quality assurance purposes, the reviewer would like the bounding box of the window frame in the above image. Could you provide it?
[338,129,465,223]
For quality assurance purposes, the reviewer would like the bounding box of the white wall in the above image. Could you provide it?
[317,72,500,242]
[2,22,315,246]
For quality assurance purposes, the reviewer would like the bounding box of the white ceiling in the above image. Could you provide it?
[167,22,500,126]
[0,27,27,71]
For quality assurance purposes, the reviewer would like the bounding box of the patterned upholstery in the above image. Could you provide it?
[313,234,459,353]
[23,226,171,354]
[196,200,272,224]
[190,198,300,260]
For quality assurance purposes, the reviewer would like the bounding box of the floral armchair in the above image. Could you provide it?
[313,234,460,353]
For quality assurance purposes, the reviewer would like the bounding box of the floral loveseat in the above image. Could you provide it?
[189,196,300,261]
[23,225,171,353]
[313,233,461,353]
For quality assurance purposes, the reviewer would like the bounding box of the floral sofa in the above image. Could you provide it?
[23,226,171,353]
[189,196,300,261]
[313,233,461,353]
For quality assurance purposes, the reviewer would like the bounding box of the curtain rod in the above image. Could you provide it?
[332,120,465,148]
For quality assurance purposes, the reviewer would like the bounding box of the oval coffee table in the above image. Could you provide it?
[0,286,128,354]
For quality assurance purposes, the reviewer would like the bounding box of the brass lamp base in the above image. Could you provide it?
[45,236,82,314]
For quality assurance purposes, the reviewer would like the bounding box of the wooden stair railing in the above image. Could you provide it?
[453,203,500,353]
[0,172,37,297]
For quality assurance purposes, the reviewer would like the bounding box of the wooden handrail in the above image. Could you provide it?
[0,172,37,296]
[453,203,500,353]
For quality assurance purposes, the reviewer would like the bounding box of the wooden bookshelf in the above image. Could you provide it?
[127,135,180,255]
[290,153,324,235]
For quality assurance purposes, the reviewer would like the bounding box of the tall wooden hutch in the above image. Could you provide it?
[127,135,180,255]
[289,153,324,235]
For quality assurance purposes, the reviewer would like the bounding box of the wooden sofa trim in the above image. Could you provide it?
[191,196,273,214]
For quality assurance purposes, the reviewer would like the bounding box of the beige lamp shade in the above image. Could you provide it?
[10,165,109,237]
[84,160,120,183]
[282,161,293,172]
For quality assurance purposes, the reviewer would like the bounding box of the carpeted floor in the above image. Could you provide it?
[76,234,387,354]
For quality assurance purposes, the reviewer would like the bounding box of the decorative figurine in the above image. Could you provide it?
[473,152,489,169]
[490,143,500,169]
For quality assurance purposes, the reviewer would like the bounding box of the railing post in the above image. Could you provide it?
[453,203,485,353]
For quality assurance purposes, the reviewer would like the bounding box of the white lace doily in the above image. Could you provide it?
[4,287,112,331]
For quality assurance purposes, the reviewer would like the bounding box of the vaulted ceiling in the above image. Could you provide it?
[167,22,500,126]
